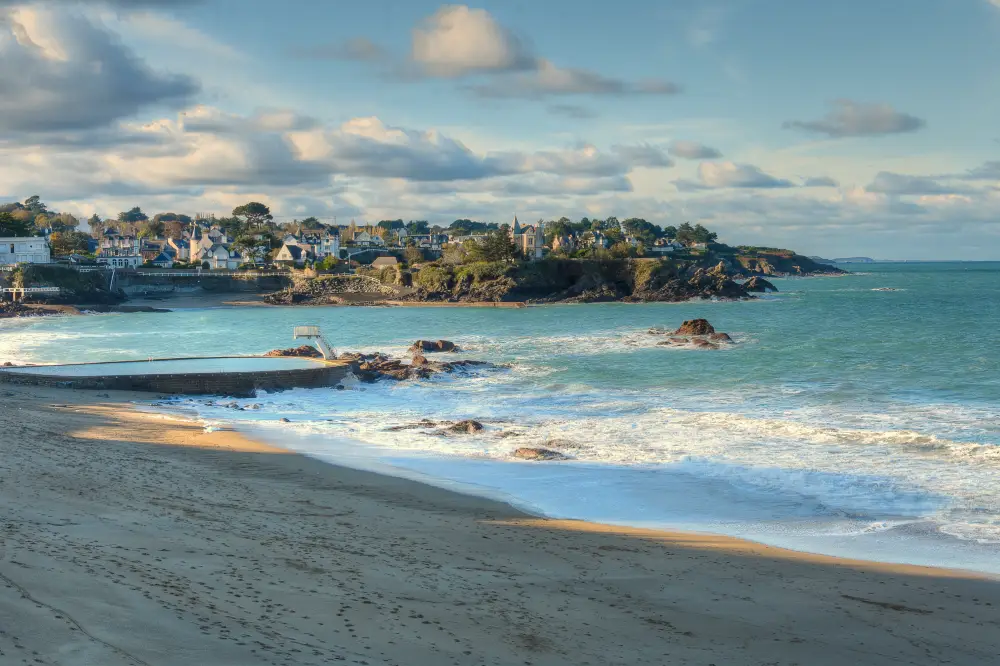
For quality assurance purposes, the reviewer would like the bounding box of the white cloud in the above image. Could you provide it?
[697,161,794,188]
[0,7,197,132]
[803,176,839,187]
[866,171,974,195]
[323,5,681,100]
[410,5,533,77]
[466,58,680,99]
[668,140,722,160]
[783,100,925,138]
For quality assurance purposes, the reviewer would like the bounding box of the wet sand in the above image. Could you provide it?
[2,385,998,665]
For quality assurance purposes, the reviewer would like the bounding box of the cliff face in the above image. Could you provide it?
[733,251,845,276]
[404,259,752,304]
[14,265,124,304]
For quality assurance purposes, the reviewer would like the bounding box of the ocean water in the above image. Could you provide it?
[3,262,999,574]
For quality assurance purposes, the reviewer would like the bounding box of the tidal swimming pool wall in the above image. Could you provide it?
[0,356,351,397]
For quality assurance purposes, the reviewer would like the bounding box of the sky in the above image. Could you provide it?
[0,0,998,259]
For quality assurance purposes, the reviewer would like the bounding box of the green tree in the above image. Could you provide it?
[609,241,635,259]
[467,229,518,264]
[49,213,79,233]
[23,195,47,215]
[663,225,678,239]
[118,207,148,224]
[377,219,405,231]
[48,231,91,256]
[138,219,165,239]
[233,233,273,265]
[0,211,33,237]
[88,214,104,236]
[214,215,245,236]
[692,223,718,243]
[406,220,430,234]
[675,222,696,244]
[403,245,424,265]
[152,212,192,224]
[232,202,273,231]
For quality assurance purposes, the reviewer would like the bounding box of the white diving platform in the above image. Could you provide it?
[293,326,335,360]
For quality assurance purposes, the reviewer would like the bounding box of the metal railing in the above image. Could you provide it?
[129,270,289,277]
[1,287,61,293]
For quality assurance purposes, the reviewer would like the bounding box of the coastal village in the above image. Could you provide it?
[1,196,706,272]
[1,195,840,312]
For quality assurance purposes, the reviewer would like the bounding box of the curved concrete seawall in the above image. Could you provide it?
[0,357,351,398]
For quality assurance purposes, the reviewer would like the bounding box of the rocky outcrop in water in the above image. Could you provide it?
[409,340,459,353]
[742,276,778,293]
[0,302,60,319]
[445,420,484,434]
[674,319,715,335]
[648,319,735,350]
[384,418,485,436]
[264,345,323,358]
[512,447,570,461]
[340,351,496,382]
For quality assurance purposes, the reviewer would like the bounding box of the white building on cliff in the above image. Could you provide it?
[509,216,544,260]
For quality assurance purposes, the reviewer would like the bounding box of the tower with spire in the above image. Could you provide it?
[533,219,544,260]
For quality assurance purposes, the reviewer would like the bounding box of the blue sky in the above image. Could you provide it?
[1,0,998,258]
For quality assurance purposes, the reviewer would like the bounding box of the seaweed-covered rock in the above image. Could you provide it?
[446,420,484,434]
[409,340,458,353]
[743,276,778,293]
[264,345,323,358]
[513,448,570,461]
[674,319,715,336]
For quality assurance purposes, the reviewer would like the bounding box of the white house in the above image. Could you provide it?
[197,244,242,270]
[350,230,385,248]
[300,230,339,259]
[509,216,544,260]
[0,237,51,265]
[97,231,142,267]
[275,243,313,267]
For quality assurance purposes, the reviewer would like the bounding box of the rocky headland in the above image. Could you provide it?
[265,247,837,306]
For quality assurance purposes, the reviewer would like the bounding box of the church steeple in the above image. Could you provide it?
[512,215,521,234]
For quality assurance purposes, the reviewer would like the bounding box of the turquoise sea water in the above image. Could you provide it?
[3,262,999,573]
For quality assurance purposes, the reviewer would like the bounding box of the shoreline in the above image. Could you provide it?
[4,384,1000,665]
[218,413,1000,582]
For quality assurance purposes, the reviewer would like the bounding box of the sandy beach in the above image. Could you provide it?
[2,385,999,665]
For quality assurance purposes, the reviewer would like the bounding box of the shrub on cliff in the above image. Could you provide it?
[415,265,453,293]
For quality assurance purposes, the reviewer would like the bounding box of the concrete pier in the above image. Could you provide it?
[0,356,351,397]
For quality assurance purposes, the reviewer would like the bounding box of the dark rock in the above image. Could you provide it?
[279,417,291,423]
[409,340,459,353]
[386,419,440,432]
[265,345,323,358]
[447,420,484,434]
[545,439,581,450]
[513,447,570,461]
[709,332,733,342]
[674,319,716,336]
[692,339,719,350]
[743,276,778,293]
